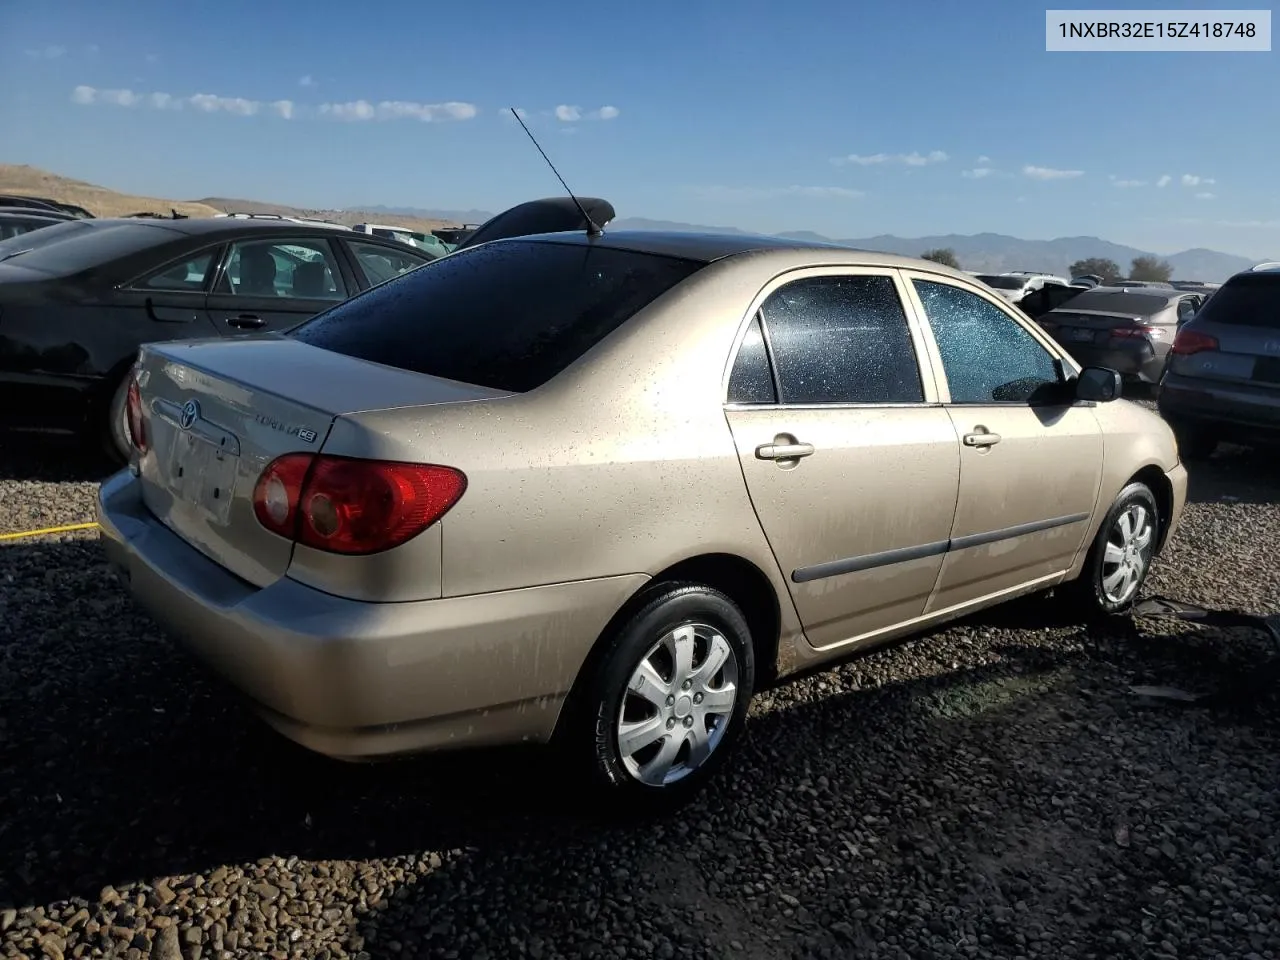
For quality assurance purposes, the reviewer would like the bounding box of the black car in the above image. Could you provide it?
[0,217,437,460]
[0,194,94,219]
[0,209,75,241]
[0,196,614,461]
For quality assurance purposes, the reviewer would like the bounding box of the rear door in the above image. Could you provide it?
[205,235,351,335]
[723,268,961,650]
[902,273,1105,613]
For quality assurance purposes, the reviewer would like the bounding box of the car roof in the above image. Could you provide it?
[509,228,972,275]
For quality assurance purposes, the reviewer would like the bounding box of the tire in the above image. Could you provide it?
[1066,482,1161,619]
[568,582,755,812]
[99,374,133,465]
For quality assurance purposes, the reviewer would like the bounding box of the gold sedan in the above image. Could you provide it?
[97,230,1187,808]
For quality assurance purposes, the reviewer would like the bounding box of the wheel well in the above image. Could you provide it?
[555,553,784,740]
[1129,465,1174,553]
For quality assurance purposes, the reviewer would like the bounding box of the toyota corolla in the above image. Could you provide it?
[97,230,1187,808]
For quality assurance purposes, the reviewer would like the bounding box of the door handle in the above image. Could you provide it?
[963,429,1002,448]
[756,441,815,461]
[226,314,265,329]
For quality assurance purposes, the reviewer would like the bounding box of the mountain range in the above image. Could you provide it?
[360,206,1265,282]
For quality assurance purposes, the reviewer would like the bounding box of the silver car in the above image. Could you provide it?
[1158,267,1280,458]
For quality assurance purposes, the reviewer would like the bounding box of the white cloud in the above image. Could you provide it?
[1156,174,1172,187]
[693,184,865,202]
[318,99,477,121]
[1023,165,1084,180]
[25,45,66,60]
[73,87,142,107]
[299,75,315,87]
[835,150,948,166]
[1112,179,1146,188]
[1195,192,1216,200]
[271,100,294,119]
[70,85,96,105]
[149,92,180,110]
[962,167,994,179]
[553,104,619,122]
[1181,174,1216,187]
[976,155,991,164]
[190,93,259,116]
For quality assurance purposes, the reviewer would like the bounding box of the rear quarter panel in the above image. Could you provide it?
[323,254,810,667]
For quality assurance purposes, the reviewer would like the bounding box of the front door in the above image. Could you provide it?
[723,269,961,650]
[206,236,350,336]
[902,274,1105,613]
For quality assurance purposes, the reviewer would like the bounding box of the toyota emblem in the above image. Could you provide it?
[179,399,200,430]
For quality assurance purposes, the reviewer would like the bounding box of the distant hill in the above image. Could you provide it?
[606,219,1262,283]
[3,164,1265,281]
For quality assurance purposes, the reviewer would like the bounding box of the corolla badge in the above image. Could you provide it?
[179,399,201,430]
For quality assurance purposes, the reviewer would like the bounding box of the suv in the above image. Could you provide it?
[1157,268,1280,458]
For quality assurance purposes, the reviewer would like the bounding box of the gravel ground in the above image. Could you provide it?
[2,433,1279,960]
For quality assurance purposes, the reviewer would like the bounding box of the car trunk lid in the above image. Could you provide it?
[133,335,510,587]
[1040,309,1170,347]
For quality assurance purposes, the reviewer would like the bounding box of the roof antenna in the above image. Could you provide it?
[509,106,602,237]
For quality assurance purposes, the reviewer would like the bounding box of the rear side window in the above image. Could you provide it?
[1193,273,1280,328]
[0,220,171,277]
[727,313,777,403]
[759,274,924,404]
[290,240,704,392]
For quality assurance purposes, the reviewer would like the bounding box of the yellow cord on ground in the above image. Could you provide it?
[0,522,100,542]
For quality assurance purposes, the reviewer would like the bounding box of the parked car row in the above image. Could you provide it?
[0,196,615,460]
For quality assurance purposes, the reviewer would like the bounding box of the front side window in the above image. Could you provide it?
[913,279,1060,403]
[758,274,924,404]
[217,238,346,300]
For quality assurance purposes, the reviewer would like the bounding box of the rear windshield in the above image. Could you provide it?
[1057,290,1170,315]
[0,219,173,276]
[975,275,1026,289]
[1193,272,1280,328]
[290,239,705,392]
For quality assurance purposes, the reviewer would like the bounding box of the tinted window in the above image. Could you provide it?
[0,220,169,276]
[1060,290,1172,315]
[217,238,346,300]
[135,250,216,292]
[975,275,1027,290]
[913,279,1059,403]
[759,275,923,404]
[291,240,703,392]
[348,240,432,285]
[727,313,776,404]
[1192,273,1280,328]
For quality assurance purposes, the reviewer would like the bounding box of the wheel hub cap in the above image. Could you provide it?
[1101,503,1155,605]
[616,622,740,787]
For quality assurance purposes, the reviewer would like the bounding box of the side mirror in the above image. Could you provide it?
[1075,366,1122,402]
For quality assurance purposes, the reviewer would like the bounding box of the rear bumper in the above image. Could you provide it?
[1158,375,1280,445]
[96,469,647,760]
[1056,339,1165,383]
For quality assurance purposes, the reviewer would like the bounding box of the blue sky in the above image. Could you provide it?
[1,0,1275,257]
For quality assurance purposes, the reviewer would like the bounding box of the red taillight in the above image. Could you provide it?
[1171,329,1219,356]
[251,454,467,555]
[1110,325,1158,339]
[125,377,148,453]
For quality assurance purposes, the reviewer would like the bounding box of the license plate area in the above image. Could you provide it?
[1253,356,1280,385]
[1065,327,1096,343]
[167,428,239,526]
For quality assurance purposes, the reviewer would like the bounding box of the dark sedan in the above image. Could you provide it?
[1035,286,1206,393]
[0,209,75,240]
[0,196,614,461]
[0,217,436,460]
